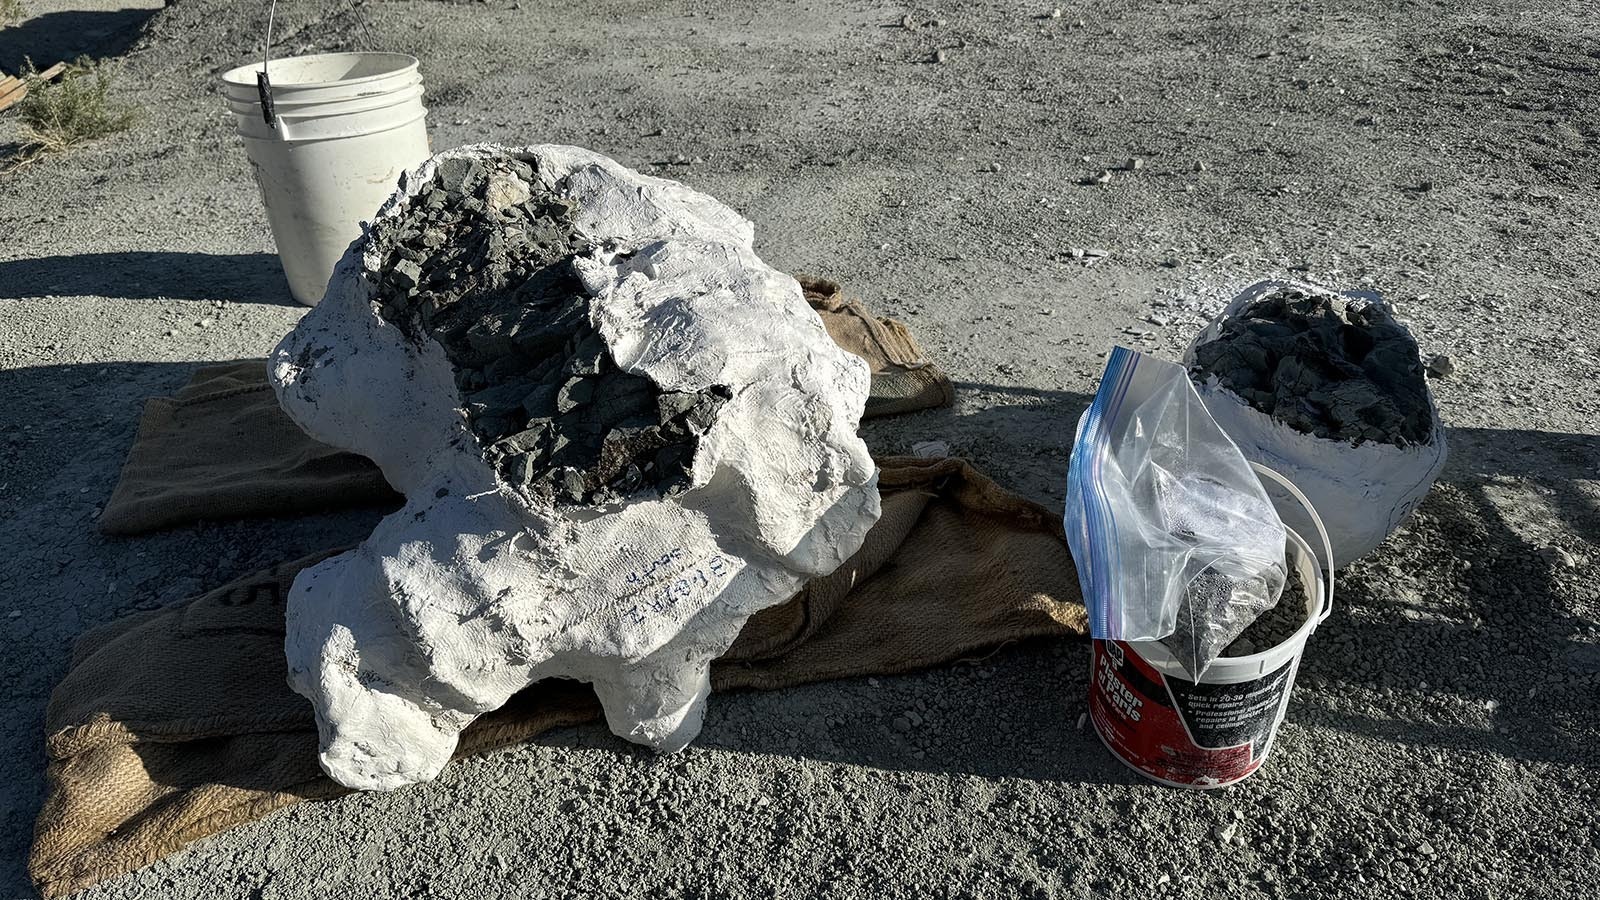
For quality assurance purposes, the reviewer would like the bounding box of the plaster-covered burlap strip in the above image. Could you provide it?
[96,279,954,535]
[32,457,1083,898]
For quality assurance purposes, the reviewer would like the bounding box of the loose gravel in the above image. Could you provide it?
[2,0,1597,898]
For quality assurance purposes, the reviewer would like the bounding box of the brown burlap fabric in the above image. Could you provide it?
[94,362,395,535]
[800,277,954,419]
[32,457,1084,898]
[97,277,953,535]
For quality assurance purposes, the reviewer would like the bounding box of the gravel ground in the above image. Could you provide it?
[2,1,1598,898]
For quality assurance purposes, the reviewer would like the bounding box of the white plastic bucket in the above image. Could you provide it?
[219,53,431,305]
[1087,464,1335,788]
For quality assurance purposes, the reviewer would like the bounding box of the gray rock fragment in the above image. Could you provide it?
[1188,284,1434,447]
[365,150,735,506]
[556,377,594,413]
[433,157,481,196]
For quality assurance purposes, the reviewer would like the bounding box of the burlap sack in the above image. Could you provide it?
[97,277,953,535]
[800,277,955,419]
[94,363,394,535]
[32,457,1083,898]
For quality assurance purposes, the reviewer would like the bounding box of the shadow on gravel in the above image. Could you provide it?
[0,358,366,899]
[538,639,1147,789]
[5,363,1594,878]
[603,423,1598,782]
[0,360,205,516]
[0,251,297,305]
[516,418,1600,784]
[0,8,160,74]
[859,381,1090,482]
[1292,425,1599,768]
[538,385,1120,784]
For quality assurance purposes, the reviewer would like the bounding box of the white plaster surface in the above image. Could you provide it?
[1184,281,1449,567]
[269,145,880,790]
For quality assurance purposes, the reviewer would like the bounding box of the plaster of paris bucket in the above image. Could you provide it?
[1087,463,1335,789]
[219,52,431,305]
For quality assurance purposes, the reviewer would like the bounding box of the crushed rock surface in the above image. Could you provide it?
[367,152,729,507]
[1190,284,1436,447]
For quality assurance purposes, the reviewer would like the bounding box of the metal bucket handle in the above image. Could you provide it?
[257,0,281,130]
[1251,462,1335,625]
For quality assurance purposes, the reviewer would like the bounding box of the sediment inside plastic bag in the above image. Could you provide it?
[1159,552,1286,676]
[1219,558,1308,657]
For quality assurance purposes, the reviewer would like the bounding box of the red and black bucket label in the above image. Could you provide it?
[1088,639,1299,788]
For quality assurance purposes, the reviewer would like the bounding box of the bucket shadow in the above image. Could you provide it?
[1276,424,1600,767]
[0,251,298,305]
[0,8,160,74]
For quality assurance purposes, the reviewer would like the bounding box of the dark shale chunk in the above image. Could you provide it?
[1188,285,1434,447]
[367,151,734,505]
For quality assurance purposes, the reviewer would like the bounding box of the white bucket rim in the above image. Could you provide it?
[220,69,422,100]
[218,52,421,91]
[224,83,426,122]
[220,76,424,112]
[232,108,429,145]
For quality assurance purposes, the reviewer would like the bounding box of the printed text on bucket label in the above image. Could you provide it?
[1098,649,1143,722]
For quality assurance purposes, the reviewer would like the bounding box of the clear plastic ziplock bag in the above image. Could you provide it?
[1064,347,1288,679]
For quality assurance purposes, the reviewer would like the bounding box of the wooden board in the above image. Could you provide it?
[0,62,69,115]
